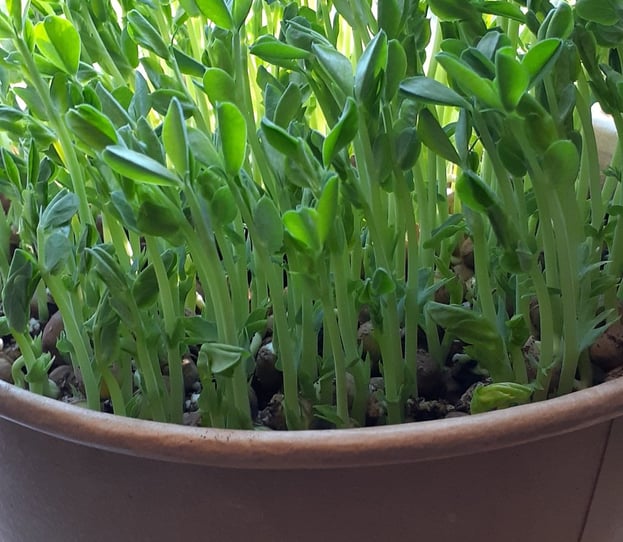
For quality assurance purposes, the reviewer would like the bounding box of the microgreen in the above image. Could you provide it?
[0,0,622,429]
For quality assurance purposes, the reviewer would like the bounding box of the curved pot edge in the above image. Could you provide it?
[1,377,623,469]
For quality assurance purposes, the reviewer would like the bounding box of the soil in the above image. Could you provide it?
[3,302,623,430]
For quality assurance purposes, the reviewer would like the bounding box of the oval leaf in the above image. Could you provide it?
[103,145,180,186]
[34,16,81,75]
[217,102,247,175]
[163,98,189,175]
[400,76,471,109]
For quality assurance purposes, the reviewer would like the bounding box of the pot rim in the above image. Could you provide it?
[2,378,623,469]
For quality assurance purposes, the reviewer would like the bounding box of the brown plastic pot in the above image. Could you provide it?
[1,378,623,542]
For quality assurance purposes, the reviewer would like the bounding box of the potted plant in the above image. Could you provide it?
[1,0,623,540]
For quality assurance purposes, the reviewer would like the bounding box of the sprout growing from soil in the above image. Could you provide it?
[0,0,622,430]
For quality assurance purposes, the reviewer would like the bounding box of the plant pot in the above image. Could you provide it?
[1,377,623,542]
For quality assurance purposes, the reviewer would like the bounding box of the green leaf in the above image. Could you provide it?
[232,0,253,28]
[3,249,39,333]
[475,1,525,23]
[103,145,180,186]
[132,264,159,308]
[522,38,562,88]
[400,76,471,109]
[417,108,461,165]
[260,117,299,157]
[39,188,79,229]
[394,127,421,171]
[253,195,284,254]
[179,0,202,16]
[437,52,502,109]
[283,207,321,256]
[210,185,238,225]
[377,0,402,39]
[542,140,580,187]
[372,268,395,296]
[34,16,81,75]
[201,342,247,376]
[88,245,128,293]
[576,0,622,25]
[7,0,25,31]
[424,214,467,249]
[323,97,358,166]
[545,2,574,40]
[2,148,21,188]
[151,89,195,117]
[273,83,303,128]
[136,196,183,239]
[355,30,388,111]
[455,170,497,212]
[428,0,480,21]
[196,0,233,29]
[470,382,532,414]
[316,176,339,244]
[187,127,223,168]
[127,10,170,59]
[202,68,236,106]
[43,231,71,274]
[312,43,353,96]
[425,302,512,381]
[250,35,310,61]
[65,105,118,153]
[216,102,247,175]
[173,47,206,78]
[163,98,189,176]
[385,39,408,101]
[495,48,528,111]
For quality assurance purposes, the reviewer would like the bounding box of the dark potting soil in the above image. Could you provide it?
[2,305,623,430]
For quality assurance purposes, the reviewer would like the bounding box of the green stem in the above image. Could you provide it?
[146,237,184,424]
[319,260,350,427]
[14,36,93,227]
[12,332,44,396]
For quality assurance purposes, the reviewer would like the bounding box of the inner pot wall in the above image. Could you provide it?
[2,379,623,541]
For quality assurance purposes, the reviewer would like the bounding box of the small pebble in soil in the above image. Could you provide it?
[0,355,12,383]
